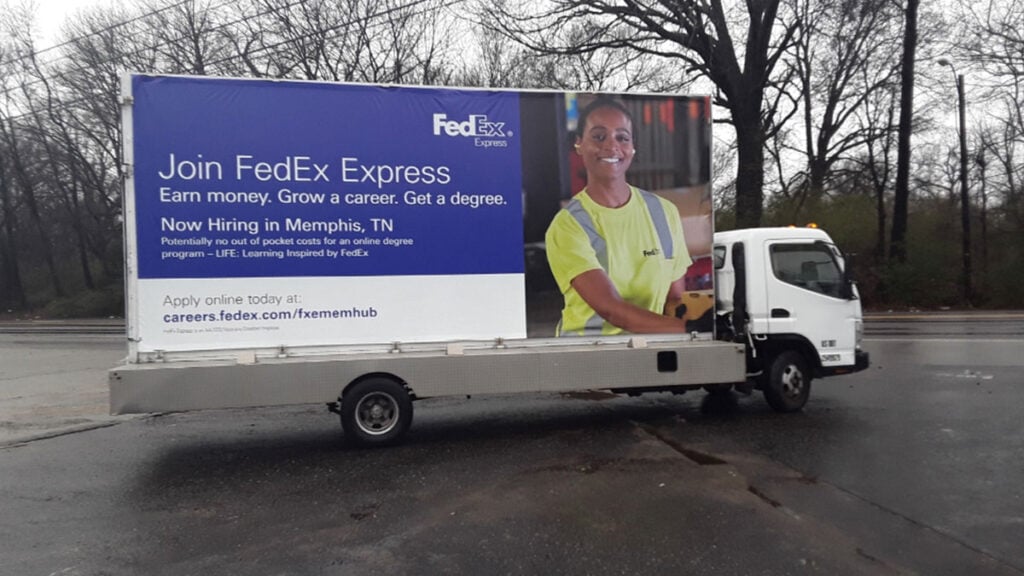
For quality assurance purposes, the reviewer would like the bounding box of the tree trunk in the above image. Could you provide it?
[808,158,827,199]
[977,158,987,296]
[890,0,919,264]
[0,161,27,309]
[69,179,96,291]
[866,112,891,261]
[5,129,65,298]
[735,120,765,228]
[35,116,96,291]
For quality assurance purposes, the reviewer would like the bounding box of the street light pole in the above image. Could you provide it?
[938,58,972,305]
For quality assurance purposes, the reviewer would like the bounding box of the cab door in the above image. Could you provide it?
[763,239,859,368]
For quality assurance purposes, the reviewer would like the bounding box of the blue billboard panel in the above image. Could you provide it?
[126,75,715,351]
[133,76,524,279]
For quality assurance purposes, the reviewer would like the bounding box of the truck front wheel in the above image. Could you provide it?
[762,351,812,413]
[341,377,413,446]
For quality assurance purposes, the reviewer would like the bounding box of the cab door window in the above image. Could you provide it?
[769,243,843,298]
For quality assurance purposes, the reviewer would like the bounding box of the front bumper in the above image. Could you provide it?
[854,349,870,372]
[819,349,870,377]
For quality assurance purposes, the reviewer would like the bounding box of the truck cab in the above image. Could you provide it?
[713,227,869,411]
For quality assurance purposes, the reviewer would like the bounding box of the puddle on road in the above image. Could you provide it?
[934,370,994,380]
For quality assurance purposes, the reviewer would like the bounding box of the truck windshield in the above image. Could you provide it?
[827,243,846,271]
[769,243,844,298]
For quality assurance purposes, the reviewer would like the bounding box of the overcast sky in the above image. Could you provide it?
[30,0,115,49]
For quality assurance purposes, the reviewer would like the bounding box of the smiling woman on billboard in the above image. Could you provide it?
[545,98,692,337]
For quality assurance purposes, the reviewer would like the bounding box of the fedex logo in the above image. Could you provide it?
[432,113,507,137]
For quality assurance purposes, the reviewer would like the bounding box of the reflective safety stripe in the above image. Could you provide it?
[639,191,674,259]
[559,188,673,337]
[582,313,604,334]
[565,189,673,265]
[557,313,605,337]
[566,199,608,270]
[563,198,608,336]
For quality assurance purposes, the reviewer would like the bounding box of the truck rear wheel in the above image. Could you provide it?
[762,351,811,413]
[341,377,413,446]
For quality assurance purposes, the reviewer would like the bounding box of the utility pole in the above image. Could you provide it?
[937,58,972,306]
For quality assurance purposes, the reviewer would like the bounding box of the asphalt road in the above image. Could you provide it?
[1,314,1022,575]
[0,330,129,445]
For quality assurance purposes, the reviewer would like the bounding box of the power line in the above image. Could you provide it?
[0,0,206,70]
[4,0,444,96]
[203,0,463,71]
[1,0,470,124]
[1,0,316,107]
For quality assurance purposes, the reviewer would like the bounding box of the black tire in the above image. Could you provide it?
[762,351,812,413]
[703,384,733,396]
[341,377,413,446]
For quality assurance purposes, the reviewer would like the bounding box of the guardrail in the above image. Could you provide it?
[0,321,125,335]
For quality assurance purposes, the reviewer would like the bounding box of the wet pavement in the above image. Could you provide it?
[1,316,1022,574]
[0,397,934,576]
[0,330,133,445]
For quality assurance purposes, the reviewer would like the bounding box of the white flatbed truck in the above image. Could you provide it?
[109,75,868,445]
[110,225,868,446]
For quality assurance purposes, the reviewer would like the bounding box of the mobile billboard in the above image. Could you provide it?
[124,74,712,352]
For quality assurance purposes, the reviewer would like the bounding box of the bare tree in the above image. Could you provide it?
[455,31,552,88]
[854,76,899,260]
[46,5,166,282]
[0,11,67,298]
[479,0,801,228]
[889,0,920,263]
[229,0,459,84]
[784,0,902,206]
[977,100,1023,226]
[139,0,236,75]
[0,3,29,308]
[456,24,688,92]
[958,0,1024,217]
[954,0,1024,301]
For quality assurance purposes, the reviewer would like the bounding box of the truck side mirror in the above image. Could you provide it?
[840,252,858,300]
[840,279,856,300]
